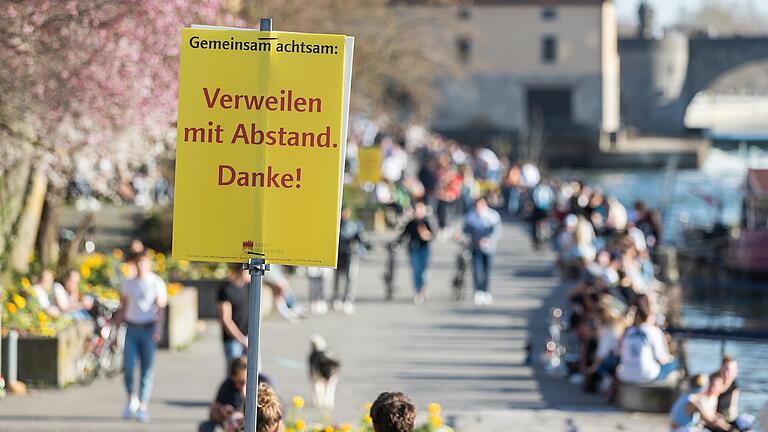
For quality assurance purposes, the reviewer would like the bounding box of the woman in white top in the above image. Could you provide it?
[617,294,678,384]
[118,251,167,423]
[53,270,91,319]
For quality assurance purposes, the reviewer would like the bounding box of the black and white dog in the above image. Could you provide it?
[308,335,341,409]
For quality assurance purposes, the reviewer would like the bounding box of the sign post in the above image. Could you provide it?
[174,16,354,432]
[242,18,272,432]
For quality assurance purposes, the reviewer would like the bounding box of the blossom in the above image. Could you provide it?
[323,427,333,432]
[113,248,124,259]
[341,424,351,432]
[363,415,373,425]
[12,294,26,309]
[20,277,31,290]
[295,419,306,430]
[363,402,373,411]
[292,395,305,409]
[38,311,48,323]
[7,303,18,314]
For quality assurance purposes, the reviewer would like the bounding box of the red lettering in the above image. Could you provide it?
[265,96,278,110]
[220,94,233,109]
[280,173,294,188]
[266,166,280,188]
[203,87,220,108]
[218,165,235,185]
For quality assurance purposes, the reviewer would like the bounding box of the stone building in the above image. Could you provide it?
[400,0,620,163]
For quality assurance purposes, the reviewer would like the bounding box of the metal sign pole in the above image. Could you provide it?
[244,18,272,432]
[244,256,267,432]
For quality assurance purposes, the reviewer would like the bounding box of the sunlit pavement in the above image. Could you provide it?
[0,222,666,431]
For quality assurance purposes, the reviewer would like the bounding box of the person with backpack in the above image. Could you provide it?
[616,295,678,384]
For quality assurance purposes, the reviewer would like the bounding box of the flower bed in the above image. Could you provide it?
[2,276,73,337]
[283,397,454,432]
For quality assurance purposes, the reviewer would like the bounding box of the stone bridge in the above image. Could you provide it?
[620,35,768,135]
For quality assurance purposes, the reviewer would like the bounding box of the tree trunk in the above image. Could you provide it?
[36,184,66,271]
[0,161,32,262]
[8,164,47,273]
[56,211,96,275]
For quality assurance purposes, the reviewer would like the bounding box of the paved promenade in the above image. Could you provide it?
[0,222,666,431]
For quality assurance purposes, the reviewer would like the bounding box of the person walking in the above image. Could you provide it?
[118,251,167,423]
[333,206,370,314]
[399,202,433,305]
[217,264,251,370]
[463,197,502,305]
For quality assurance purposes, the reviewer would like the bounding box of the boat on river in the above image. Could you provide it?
[727,168,768,275]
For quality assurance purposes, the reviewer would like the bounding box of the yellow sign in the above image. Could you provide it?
[172,27,354,267]
[356,146,382,184]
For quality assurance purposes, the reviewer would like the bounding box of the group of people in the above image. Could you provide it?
[526,176,672,390]
[203,355,419,432]
[670,357,747,432]
[22,240,167,424]
[529,178,755,431]
[359,129,507,306]
[29,268,89,320]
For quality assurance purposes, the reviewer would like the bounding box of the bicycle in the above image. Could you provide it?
[77,297,126,384]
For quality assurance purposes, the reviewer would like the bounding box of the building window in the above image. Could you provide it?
[456,36,471,64]
[541,7,557,21]
[541,35,557,64]
[458,4,471,20]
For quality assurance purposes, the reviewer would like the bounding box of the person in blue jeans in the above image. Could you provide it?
[463,197,502,306]
[118,251,167,423]
[399,202,433,305]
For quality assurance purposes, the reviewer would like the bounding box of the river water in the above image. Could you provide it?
[553,147,768,418]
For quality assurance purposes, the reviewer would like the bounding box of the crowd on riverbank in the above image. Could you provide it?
[528,176,762,431]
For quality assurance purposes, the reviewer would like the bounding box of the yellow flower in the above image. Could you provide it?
[295,419,306,430]
[7,303,17,314]
[363,402,373,411]
[363,415,373,425]
[40,323,56,337]
[427,402,442,415]
[179,260,190,270]
[323,427,333,432]
[429,414,443,428]
[156,252,165,262]
[167,283,183,297]
[286,429,295,432]
[292,395,305,409]
[20,277,31,290]
[341,424,351,432]
[113,248,124,259]
[38,311,48,323]
[80,263,91,278]
[120,263,132,277]
[12,294,26,309]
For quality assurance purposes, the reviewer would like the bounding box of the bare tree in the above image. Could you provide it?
[239,0,458,121]
[679,0,768,36]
